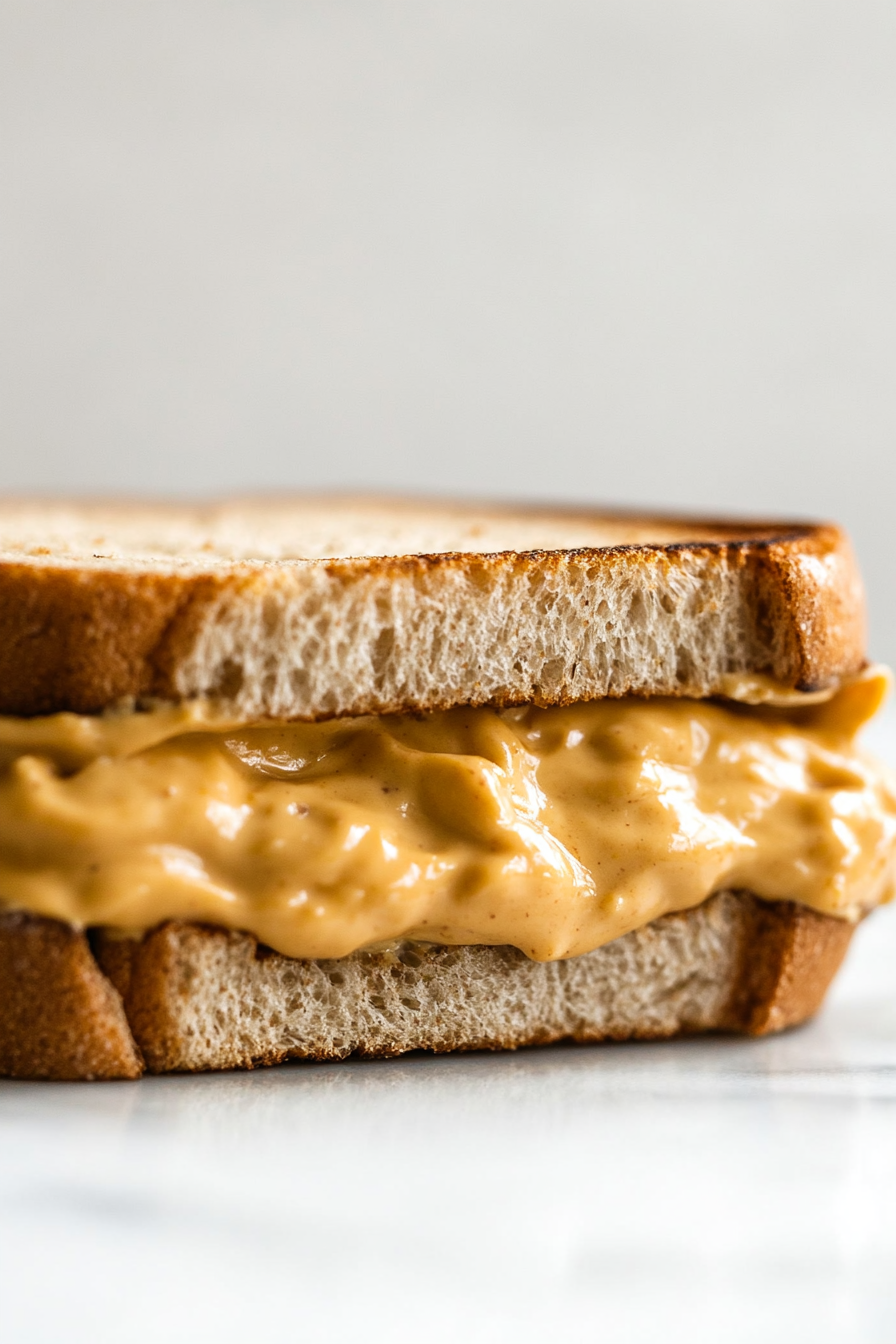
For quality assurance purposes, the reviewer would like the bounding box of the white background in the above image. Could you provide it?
[0,6,895,1340]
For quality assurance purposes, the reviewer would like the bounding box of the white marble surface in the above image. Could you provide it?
[2,708,895,1343]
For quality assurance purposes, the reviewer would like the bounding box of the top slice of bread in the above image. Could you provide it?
[0,496,865,718]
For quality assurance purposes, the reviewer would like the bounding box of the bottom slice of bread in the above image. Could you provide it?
[0,890,854,1079]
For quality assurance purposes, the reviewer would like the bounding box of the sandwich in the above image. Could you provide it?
[0,497,893,1080]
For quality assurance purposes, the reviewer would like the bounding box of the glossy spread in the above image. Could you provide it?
[0,670,894,961]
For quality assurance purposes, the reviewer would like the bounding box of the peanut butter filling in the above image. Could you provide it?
[0,670,893,961]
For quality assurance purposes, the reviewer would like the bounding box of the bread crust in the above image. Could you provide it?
[726,896,855,1034]
[0,893,852,1079]
[0,501,864,717]
[0,912,143,1080]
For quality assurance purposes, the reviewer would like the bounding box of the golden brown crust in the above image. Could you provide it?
[726,898,855,1035]
[0,509,865,716]
[0,563,212,717]
[756,527,866,692]
[95,924,190,1075]
[0,912,143,1080]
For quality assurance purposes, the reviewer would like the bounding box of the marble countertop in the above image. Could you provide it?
[2,710,895,1343]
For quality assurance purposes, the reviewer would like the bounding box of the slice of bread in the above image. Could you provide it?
[0,497,864,717]
[0,894,854,1078]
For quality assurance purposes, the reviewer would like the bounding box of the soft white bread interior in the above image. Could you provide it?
[0,497,864,717]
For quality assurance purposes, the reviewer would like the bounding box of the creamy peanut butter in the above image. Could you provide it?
[0,670,894,961]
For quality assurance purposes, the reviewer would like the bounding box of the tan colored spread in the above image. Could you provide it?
[0,670,894,962]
